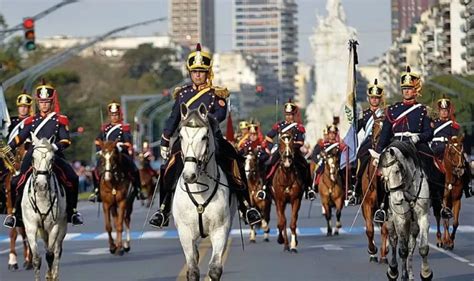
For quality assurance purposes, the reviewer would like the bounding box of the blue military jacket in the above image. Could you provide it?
[430,118,460,157]
[161,85,229,147]
[264,121,305,150]
[9,112,71,153]
[376,101,432,152]
[95,122,132,152]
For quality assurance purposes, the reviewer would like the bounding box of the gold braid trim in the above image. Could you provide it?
[212,86,230,99]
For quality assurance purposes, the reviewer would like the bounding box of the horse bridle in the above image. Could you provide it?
[181,126,211,176]
[32,146,54,183]
[445,142,464,175]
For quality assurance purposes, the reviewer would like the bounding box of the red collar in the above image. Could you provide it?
[402,100,417,106]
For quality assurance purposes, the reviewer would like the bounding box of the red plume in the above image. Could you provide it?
[53,91,60,113]
[196,43,201,51]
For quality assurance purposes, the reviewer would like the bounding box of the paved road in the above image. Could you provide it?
[1,196,474,280]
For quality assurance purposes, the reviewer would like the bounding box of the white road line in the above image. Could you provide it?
[428,243,471,264]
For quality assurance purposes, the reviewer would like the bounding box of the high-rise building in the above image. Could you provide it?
[391,0,434,42]
[233,0,298,99]
[169,0,215,52]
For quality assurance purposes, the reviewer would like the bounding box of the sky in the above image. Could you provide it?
[0,0,391,65]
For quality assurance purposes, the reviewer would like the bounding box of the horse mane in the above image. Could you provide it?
[36,138,53,150]
[381,141,420,168]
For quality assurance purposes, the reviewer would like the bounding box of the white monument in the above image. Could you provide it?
[306,0,357,144]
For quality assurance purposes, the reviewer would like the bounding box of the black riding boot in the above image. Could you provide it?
[89,169,101,203]
[463,163,472,198]
[63,182,83,226]
[131,168,146,200]
[3,175,24,228]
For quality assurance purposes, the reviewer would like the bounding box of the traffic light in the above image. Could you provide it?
[256,85,264,95]
[23,18,36,51]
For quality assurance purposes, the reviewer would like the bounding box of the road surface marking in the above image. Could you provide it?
[429,243,472,265]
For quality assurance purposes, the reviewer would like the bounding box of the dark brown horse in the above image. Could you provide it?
[4,144,32,271]
[244,149,271,243]
[272,133,304,253]
[136,152,157,208]
[441,136,465,250]
[318,150,344,236]
[97,140,134,256]
[360,116,389,263]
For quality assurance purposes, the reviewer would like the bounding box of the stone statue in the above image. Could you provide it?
[326,0,346,22]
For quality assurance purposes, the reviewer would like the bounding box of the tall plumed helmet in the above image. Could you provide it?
[16,90,33,106]
[284,98,297,114]
[186,43,213,71]
[326,124,338,133]
[107,101,121,114]
[400,65,421,91]
[35,79,56,101]
[248,123,258,134]
[239,121,250,130]
[367,78,384,98]
[437,94,451,110]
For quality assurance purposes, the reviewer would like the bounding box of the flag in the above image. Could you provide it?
[226,111,235,143]
[0,85,11,138]
[340,40,358,170]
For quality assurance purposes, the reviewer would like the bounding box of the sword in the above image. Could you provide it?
[138,172,161,243]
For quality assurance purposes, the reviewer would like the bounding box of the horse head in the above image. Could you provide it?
[371,117,384,149]
[179,103,212,184]
[31,133,55,191]
[244,149,258,180]
[322,150,338,182]
[99,140,120,182]
[279,133,294,168]
[445,135,465,177]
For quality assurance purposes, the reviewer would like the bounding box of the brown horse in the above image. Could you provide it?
[271,133,304,253]
[440,136,465,250]
[136,152,157,208]
[97,140,134,256]
[244,149,271,243]
[360,117,389,263]
[318,150,344,236]
[4,144,32,271]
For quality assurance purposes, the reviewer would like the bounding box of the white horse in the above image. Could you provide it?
[173,103,237,281]
[371,141,433,281]
[22,135,67,281]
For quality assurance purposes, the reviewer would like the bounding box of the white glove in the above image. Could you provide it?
[410,135,420,144]
[116,142,124,152]
[52,144,59,152]
[372,158,379,167]
[161,146,170,161]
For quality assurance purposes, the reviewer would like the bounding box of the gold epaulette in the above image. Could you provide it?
[212,86,230,99]
[172,86,183,100]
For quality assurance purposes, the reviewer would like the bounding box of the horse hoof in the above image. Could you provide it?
[116,248,125,256]
[436,242,442,248]
[386,271,398,281]
[290,248,298,254]
[23,261,33,270]
[110,246,117,254]
[369,256,378,263]
[263,238,270,242]
[277,236,284,244]
[124,246,131,253]
[379,257,388,264]
[334,231,339,236]
[326,232,332,237]
[249,239,256,244]
[283,245,290,252]
[8,263,18,271]
[420,271,433,281]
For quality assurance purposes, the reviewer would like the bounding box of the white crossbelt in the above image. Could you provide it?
[392,103,422,128]
[433,120,452,136]
[394,132,419,137]
[432,137,448,142]
[281,122,297,134]
[105,124,122,141]
[33,112,57,138]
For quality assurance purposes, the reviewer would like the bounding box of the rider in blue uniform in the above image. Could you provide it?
[89,101,145,202]
[3,82,83,228]
[260,101,317,201]
[348,79,385,205]
[148,44,261,228]
[374,66,437,222]
[430,96,472,201]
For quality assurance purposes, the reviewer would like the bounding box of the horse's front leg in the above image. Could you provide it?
[407,220,419,281]
[103,203,116,254]
[46,225,64,281]
[8,227,19,271]
[276,200,289,251]
[114,200,126,256]
[386,221,399,281]
[289,196,301,253]
[418,209,433,281]
[178,234,200,281]
[208,225,230,281]
[26,227,41,281]
[379,222,389,264]
[333,196,343,236]
[432,198,443,247]
[450,199,461,250]
[18,227,33,270]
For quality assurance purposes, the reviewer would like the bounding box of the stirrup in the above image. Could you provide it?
[71,213,84,226]
[440,207,453,219]
[149,211,169,228]
[257,189,266,200]
[347,194,358,206]
[88,193,97,203]
[307,189,317,201]
[3,215,16,229]
[373,209,386,223]
[246,208,262,226]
